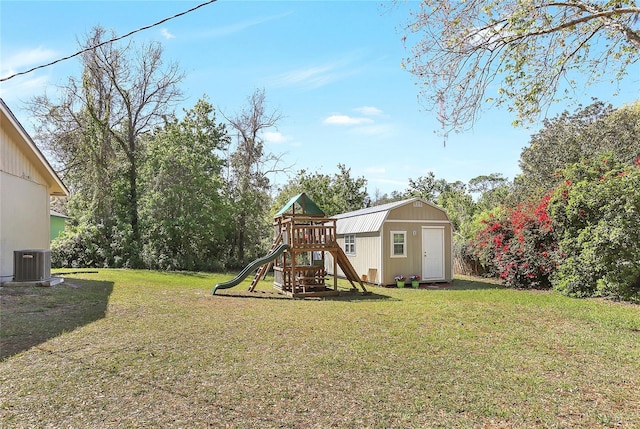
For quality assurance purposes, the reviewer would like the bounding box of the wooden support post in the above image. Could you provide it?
[333,253,338,291]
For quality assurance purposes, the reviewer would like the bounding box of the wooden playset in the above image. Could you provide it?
[247,193,368,298]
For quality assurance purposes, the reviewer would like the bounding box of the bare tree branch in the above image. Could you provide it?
[396,0,640,136]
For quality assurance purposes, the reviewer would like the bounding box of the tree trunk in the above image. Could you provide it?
[128,157,141,267]
[236,211,246,264]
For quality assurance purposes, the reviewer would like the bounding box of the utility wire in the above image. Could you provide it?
[0,0,218,82]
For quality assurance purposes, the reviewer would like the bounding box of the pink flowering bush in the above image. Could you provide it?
[472,154,640,301]
[472,195,558,289]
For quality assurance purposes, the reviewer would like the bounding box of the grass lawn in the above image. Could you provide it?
[1,270,639,428]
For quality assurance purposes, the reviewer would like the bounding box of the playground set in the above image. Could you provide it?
[213,193,368,298]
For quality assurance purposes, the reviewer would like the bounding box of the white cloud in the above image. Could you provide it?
[160,28,175,40]
[323,114,374,125]
[269,64,340,90]
[355,106,383,116]
[267,52,366,90]
[0,72,50,105]
[200,12,292,38]
[263,131,288,144]
[1,47,58,77]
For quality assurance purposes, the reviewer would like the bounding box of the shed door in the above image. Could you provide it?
[422,227,445,280]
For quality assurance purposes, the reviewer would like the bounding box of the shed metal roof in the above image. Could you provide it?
[334,197,447,234]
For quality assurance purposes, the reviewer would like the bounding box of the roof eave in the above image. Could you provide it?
[0,98,69,197]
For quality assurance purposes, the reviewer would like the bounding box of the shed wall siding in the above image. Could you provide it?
[381,220,453,285]
[327,233,382,284]
[349,234,381,283]
[386,201,449,222]
[50,215,67,241]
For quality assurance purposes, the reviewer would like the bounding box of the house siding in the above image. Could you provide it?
[50,214,68,241]
[0,100,67,282]
[1,124,48,187]
[0,172,50,280]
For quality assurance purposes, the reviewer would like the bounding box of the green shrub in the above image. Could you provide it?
[51,222,133,269]
[549,155,640,301]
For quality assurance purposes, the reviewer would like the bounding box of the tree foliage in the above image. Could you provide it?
[435,181,476,239]
[548,154,640,301]
[225,89,285,265]
[140,98,230,271]
[468,173,513,212]
[518,101,640,198]
[33,26,183,267]
[462,104,640,300]
[405,172,449,201]
[273,164,369,217]
[399,0,640,134]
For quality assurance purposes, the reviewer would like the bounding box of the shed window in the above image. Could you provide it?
[344,234,356,254]
[391,231,406,257]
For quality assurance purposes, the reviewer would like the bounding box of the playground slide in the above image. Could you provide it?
[212,244,290,294]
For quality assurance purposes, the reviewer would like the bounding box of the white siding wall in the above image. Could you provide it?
[0,172,50,281]
[349,235,382,284]
[1,124,47,184]
[1,117,52,281]
[326,234,383,284]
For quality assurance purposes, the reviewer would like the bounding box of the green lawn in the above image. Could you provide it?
[1,270,639,428]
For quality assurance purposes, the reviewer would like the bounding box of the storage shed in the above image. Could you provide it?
[325,197,453,286]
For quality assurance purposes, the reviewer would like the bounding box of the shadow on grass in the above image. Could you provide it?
[444,276,505,291]
[214,289,395,301]
[0,278,114,360]
[320,290,395,302]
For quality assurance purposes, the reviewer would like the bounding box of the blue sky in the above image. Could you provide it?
[1,1,638,197]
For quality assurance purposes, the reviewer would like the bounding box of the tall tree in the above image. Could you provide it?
[225,89,285,265]
[398,0,640,134]
[273,164,369,217]
[140,98,231,271]
[435,181,475,239]
[329,164,370,215]
[30,26,183,267]
[405,172,447,201]
[468,173,512,213]
[517,101,640,198]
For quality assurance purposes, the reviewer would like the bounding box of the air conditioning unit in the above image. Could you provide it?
[14,250,51,282]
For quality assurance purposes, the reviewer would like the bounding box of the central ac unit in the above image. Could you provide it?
[14,250,51,281]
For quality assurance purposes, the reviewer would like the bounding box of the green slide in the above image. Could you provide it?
[212,244,289,294]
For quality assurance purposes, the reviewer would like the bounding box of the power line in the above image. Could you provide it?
[0,0,218,83]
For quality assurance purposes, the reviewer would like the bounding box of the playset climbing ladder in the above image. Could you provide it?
[248,232,283,290]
